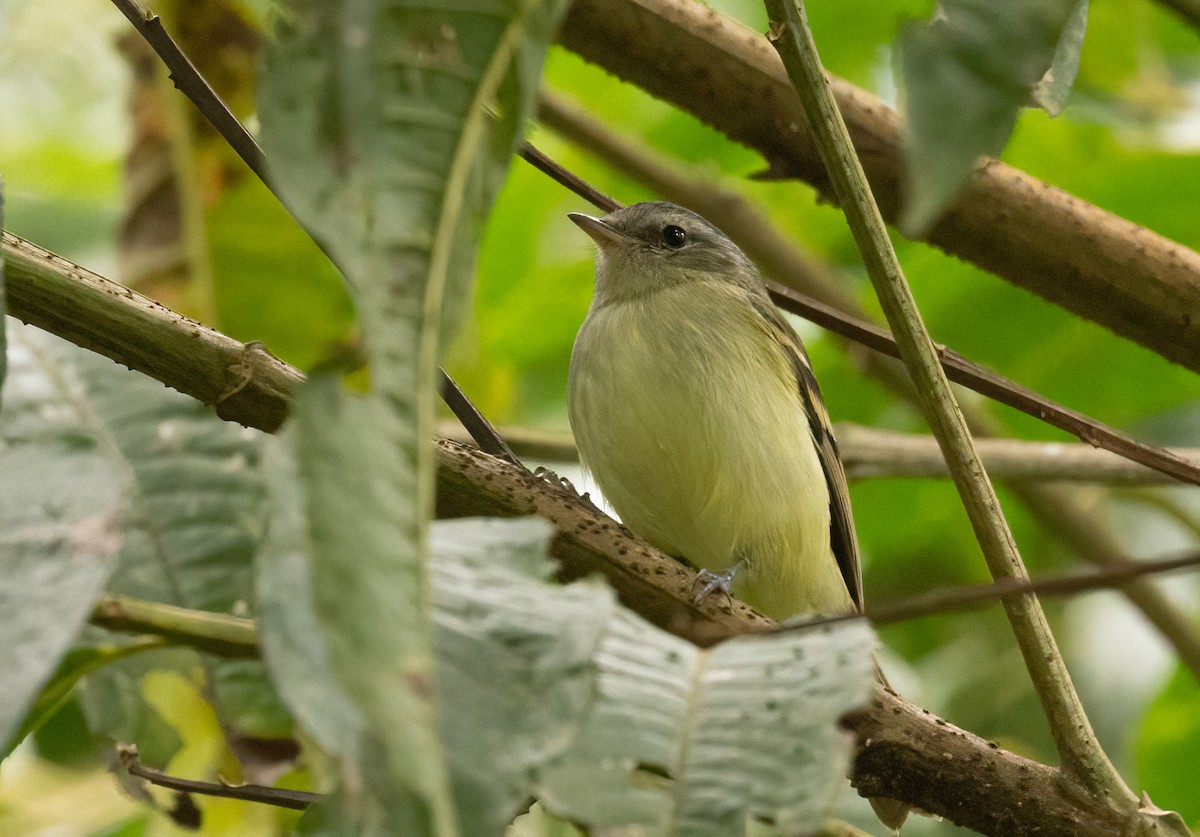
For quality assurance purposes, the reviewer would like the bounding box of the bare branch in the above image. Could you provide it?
[3,232,301,432]
[836,425,1200,484]
[109,0,266,180]
[118,744,316,811]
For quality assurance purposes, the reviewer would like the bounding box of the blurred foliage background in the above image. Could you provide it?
[2,0,1199,833]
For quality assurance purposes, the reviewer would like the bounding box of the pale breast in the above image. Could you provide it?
[568,281,850,618]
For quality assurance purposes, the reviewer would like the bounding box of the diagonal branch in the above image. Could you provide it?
[764,0,1136,815]
[118,744,316,811]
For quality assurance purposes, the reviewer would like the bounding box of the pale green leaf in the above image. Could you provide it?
[1032,0,1089,117]
[537,616,876,836]
[258,0,572,831]
[3,640,162,758]
[0,324,127,750]
[898,0,1078,235]
[27,336,290,747]
[432,517,607,835]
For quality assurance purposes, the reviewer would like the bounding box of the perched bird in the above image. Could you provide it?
[567,201,861,621]
[568,201,911,831]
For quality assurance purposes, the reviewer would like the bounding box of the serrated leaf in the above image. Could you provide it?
[0,323,127,751]
[898,0,1078,235]
[432,517,607,835]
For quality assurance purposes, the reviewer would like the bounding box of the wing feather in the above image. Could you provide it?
[752,297,863,611]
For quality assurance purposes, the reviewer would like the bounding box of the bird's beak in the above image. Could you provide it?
[568,212,628,248]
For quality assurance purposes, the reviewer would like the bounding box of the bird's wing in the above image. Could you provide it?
[753,296,864,611]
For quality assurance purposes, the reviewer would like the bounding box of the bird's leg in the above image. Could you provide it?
[691,559,747,607]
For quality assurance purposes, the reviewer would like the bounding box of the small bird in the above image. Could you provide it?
[567,201,861,621]
[568,201,912,832]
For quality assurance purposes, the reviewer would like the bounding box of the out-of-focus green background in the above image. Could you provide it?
[2,0,1199,833]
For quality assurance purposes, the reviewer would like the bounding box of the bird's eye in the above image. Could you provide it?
[661,225,688,249]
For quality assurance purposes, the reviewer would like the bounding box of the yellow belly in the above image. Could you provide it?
[568,281,852,618]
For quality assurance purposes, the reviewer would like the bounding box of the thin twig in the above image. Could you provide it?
[118,744,317,811]
[517,140,620,213]
[109,0,266,180]
[784,550,1200,631]
[764,0,1135,811]
[836,425,1200,484]
[768,283,1200,487]
[439,418,1200,485]
[437,369,519,465]
[1013,480,1200,680]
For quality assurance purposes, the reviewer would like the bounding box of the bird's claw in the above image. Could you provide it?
[533,467,606,514]
[533,466,575,491]
[692,566,739,607]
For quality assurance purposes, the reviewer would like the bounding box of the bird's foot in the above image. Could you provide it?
[691,560,745,607]
[534,466,576,492]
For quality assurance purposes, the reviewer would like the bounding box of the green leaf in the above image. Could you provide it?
[536,614,875,836]
[1031,0,1089,116]
[265,376,452,834]
[898,0,1078,234]
[3,641,163,758]
[31,337,288,749]
[258,0,572,831]
[0,326,127,752]
[256,434,364,756]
